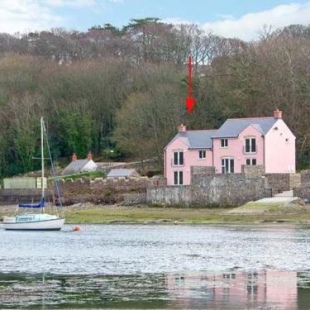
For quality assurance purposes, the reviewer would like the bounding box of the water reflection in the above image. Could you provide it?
[166,269,298,309]
[0,269,308,309]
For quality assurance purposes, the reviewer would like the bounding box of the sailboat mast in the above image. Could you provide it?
[41,117,45,200]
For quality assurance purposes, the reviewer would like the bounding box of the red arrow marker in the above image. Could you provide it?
[186,97,195,114]
[186,55,195,113]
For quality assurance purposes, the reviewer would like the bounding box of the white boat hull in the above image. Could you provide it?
[3,217,65,231]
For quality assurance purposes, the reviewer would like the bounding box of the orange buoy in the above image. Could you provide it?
[73,226,81,232]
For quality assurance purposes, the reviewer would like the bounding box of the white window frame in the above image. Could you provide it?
[174,171,183,185]
[173,151,184,166]
[245,137,256,153]
[221,157,234,174]
[221,139,228,148]
[246,158,257,166]
[199,150,206,159]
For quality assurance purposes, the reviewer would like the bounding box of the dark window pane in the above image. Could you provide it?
[174,171,178,184]
[179,152,184,165]
[230,159,234,173]
[245,139,250,152]
[252,139,256,152]
[179,172,183,185]
[174,152,178,165]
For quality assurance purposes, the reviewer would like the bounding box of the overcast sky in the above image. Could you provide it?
[1,0,310,41]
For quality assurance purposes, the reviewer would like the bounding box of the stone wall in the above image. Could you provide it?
[0,189,44,205]
[147,186,192,206]
[294,186,310,202]
[191,166,216,185]
[59,177,151,205]
[265,173,300,194]
[147,173,266,207]
[241,165,265,176]
[300,170,310,185]
[293,170,310,201]
[147,165,301,207]
[289,173,301,189]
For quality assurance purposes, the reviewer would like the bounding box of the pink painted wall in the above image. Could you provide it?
[213,125,264,173]
[264,119,296,173]
[165,137,212,186]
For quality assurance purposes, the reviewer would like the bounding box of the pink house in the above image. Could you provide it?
[164,109,296,186]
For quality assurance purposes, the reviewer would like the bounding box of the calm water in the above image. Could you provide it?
[1,224,310,309]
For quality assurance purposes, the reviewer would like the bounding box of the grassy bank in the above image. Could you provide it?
[62,202,310,225]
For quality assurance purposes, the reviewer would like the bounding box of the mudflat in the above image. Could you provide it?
[2,201,309,224]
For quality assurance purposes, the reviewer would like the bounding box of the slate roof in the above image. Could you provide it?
[211,117,277,138]
[174,130,217,149]
[107,168,140,178]
[62,159,89,175]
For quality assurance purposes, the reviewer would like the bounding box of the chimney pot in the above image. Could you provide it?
[87,151,92,160]
[273,109,282,119]
[72,153,77,161]
[177,124,186,132]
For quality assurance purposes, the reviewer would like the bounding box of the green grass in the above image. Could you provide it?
[63,204,310,225]
[64,206,231,224]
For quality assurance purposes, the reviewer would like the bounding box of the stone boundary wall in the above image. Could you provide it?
[0,189,44,205]
[289,173,301,189]
[241,165,265,176]
[0,169,302,207]
[265,173,300,194]
[147,173,266,207]
[58,177,151,205]
[294,186,310,202]
[294,170,310,201]
[300,170,310,185]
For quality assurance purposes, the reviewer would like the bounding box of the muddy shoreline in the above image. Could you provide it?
[1,201,310,225]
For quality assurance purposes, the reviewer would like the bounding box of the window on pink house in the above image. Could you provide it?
[245,138,256,153]
[199,150,206,159]
[173,151,184,166]
[221,139,228,148]
[221,158,234,173]
[246,158,257,166]
[174,171,183,185]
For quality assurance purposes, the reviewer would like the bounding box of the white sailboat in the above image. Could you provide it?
[3,117,65,231]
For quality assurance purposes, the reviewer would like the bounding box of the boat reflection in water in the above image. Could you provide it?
[1,269,310,309]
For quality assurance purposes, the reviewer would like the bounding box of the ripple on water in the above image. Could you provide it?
[1,224,310,274]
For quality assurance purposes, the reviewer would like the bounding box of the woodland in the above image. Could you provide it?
[0,18,309,177]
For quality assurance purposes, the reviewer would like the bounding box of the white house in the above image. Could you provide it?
[62,152,98,175]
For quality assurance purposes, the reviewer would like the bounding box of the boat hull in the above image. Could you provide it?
[3,217,65,231]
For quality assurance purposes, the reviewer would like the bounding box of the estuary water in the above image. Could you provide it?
[1,224,310,309]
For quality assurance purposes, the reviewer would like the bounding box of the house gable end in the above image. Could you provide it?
[239,124,264,137]
[164,134,190,151]
[264,119,296,139]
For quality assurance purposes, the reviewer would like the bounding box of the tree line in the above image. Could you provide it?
[0,19,310,177]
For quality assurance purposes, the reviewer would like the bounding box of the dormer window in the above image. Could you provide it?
[221,139,228,148]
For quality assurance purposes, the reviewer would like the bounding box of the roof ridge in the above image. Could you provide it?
[227,116,274,121]
[185,129,218,132]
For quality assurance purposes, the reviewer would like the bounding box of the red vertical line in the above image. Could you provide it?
[188,55,192,98]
